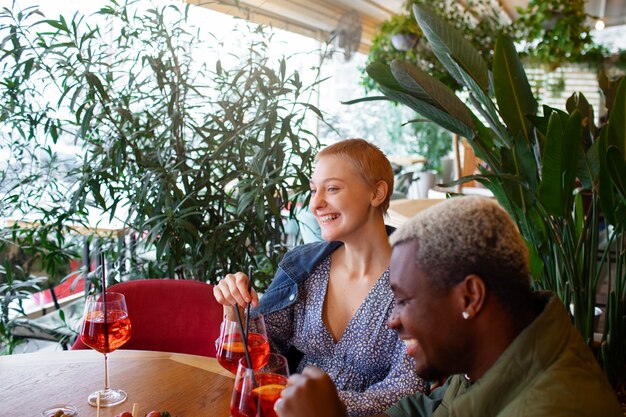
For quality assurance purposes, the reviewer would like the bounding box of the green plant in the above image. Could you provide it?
[515,0,605,69]
[0,261,42,354]
[410,122,452,173]
[363,0,512,93]
[363,4,626,386]
[0,0,323,291]
[0,259,75,354]
[361,13,430,92]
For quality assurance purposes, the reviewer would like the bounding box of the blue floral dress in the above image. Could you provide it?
[264,256,427,416]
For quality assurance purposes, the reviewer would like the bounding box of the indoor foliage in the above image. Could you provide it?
[364,4,626,387]
[0,0,324,351]
[515,0,607,69]
[362,0,513,92]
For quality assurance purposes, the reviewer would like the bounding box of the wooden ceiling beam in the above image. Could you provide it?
[187,0,383,52]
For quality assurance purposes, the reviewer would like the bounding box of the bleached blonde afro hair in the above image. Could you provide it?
[390,196,532,312]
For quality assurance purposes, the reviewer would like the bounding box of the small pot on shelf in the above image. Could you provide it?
[391,33,418,51]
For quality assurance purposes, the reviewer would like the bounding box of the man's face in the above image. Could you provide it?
[388,239,467,380]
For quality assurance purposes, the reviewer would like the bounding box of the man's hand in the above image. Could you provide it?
[275,366,346,417]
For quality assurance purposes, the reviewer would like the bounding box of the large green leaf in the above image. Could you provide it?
[527,105,554,136]
[378,85,474,138]
[500,143,533,210]
[388,60,440,107]
[562,110,583,198]
[538,110,582,216]
[607,77,626,159]
[513,133,539,196]
[597,128,617,225]
[577,139,600,190]
[606,146,626,201]
[493,36,537,144]
[366,61,473,137]
[526,240,544,282]
[391,60,475,130]
[566,92,596,149]
[412,4,489,93]
[469,114,498,167]
[445,56,509,146]
[366,61,404,91]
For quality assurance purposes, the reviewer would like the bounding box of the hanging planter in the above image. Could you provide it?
[391,33,418,51]
[515,0,600,69]
[541,11,563,31]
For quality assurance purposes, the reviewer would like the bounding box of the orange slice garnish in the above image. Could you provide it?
[252,384,285,396]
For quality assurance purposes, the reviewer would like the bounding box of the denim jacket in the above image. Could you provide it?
[257,225,395,315]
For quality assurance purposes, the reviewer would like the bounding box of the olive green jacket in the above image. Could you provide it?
[386,293,623,417]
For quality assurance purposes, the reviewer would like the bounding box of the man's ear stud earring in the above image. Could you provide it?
[462,311,470,320]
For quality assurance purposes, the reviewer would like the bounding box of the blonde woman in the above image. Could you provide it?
[214,138,426,416]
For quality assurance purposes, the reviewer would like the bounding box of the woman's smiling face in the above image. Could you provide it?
[309,155,376,242]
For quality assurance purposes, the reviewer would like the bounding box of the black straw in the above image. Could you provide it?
[233,303,256,385]
[100,251,109,354]
[245,265,253,337]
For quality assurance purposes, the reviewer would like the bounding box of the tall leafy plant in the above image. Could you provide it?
[363,4,626,386]
[0,0,323,291]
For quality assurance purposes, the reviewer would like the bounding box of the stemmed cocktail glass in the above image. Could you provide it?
[80,292,132,407]
[216,309,270,373]
[231,352,289,417]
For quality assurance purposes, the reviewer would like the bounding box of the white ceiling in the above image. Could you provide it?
[188,0,626,52]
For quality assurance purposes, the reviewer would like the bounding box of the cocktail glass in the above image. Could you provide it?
[216,309,270,373]
[230,352,289,417]
[80,292,131,407]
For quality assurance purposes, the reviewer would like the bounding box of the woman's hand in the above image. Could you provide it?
[213,272,259,318]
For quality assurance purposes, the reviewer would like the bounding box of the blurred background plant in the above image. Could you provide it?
[515,0,608,70]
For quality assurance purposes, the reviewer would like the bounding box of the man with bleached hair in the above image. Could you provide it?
[275,196,622,417]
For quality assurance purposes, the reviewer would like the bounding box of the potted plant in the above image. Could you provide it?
[388,15,420,52]
[0,1,324,293]
[411,121,453,178]
[362,3,626,389]
[406,121,453,198]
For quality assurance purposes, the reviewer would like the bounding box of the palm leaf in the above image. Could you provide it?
[412,4,489,92]
[562,110,583,200]
[379,85,473,138]
[597,129,616,225]
[388,60,440,107]
[538,112,565,216]
[366,61,405,91]
[607,146,626,201]
[607,77,626,159]
[391,60,475,129]
[366,61,474,137]
[493,36,537,144]
[446,56,509,146]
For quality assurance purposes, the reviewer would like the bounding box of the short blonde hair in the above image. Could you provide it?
[390,196,532,315]
[316,139,394,214]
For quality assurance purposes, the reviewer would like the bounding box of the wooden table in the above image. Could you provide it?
[386,198,445,228]
[0,349,234,416]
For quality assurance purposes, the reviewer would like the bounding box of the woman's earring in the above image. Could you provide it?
[462,311,470,320]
